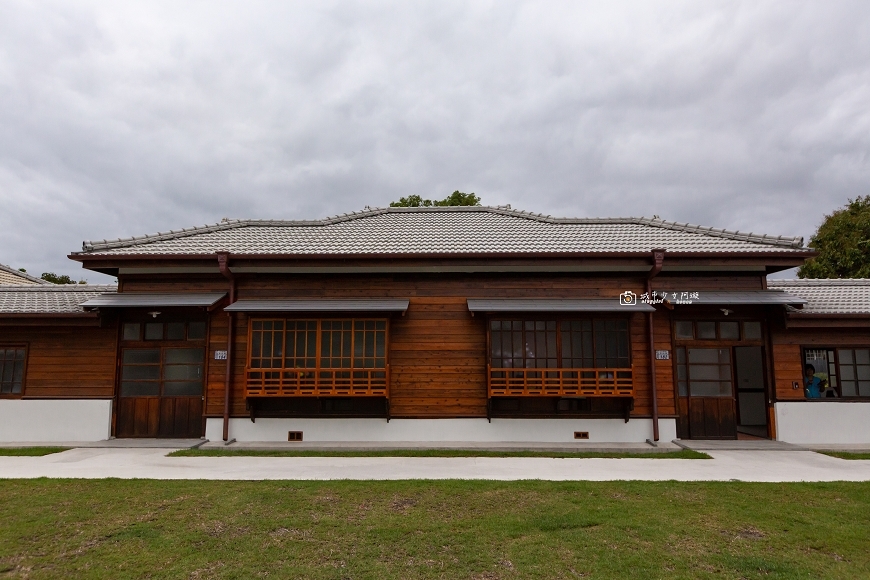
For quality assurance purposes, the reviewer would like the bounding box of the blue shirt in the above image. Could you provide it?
[805,376,822,399]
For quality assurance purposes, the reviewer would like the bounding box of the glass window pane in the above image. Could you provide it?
[688,349,719,364]
[163,365,203,381]
[188,321,207,340]
[166,322,185,340]
[122,349,160,364]
[120,381,159,396]
[856,350,870,365]
[720,322,739,340]
[689,366,721,381]
[697,322,716,340]
[841,365,855,380]
[144,323,164,340]
[857,366,870,381]
[163,381,203,396]
[690,381,728,397]
[123,323,141,341]
[840,349,854,364]
[251,332,262,358]
[122,365,160,380]
[743,322,762,340]
[2,363,13,384]
[165,348,204,364]
[12,361,24,383]
[842,380,858,397]
[676,347,686,364]
[376,333,385,358]
[678,381,688,396]
[675,321,694,339]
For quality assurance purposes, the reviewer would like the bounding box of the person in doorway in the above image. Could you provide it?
[805,364,823,399]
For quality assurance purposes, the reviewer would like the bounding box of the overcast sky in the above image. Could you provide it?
[1,1,868,283]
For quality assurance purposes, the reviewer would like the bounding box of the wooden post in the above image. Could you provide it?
[218,252,236,442]
[647,249,666,442]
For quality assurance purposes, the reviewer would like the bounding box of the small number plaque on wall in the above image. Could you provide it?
[655,350,670,360]
[214,350,228,360]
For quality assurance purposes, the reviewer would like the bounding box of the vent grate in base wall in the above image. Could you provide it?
[288,431,303,442]
[574,431,589,440]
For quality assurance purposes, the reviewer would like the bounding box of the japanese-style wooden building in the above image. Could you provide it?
[1,206,869,444]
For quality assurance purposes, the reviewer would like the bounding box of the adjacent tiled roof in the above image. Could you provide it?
[0,285,117,315]
[0,263,50,285]
[767,279,870,315]
[74,206,808,257]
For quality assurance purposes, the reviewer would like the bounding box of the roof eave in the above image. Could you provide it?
[70,249,816,262]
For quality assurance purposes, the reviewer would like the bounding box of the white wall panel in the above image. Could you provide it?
[0,400,112,442]
[206,417,676,443]
[775,402,870,444]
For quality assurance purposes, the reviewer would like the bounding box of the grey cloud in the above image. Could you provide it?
[1,0,868,282]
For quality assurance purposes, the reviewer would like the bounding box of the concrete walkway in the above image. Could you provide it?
[2,447,870,481]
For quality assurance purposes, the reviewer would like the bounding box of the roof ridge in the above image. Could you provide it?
[75,206,806,253]
[0,263,52,284]
[768,278,870,285]
[0,284,118,292]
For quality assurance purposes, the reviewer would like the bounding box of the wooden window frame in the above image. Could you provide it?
[672,320,765,346]
[121,319,208,343]
[245,318,390,398]
[0,344,28,398]
[486,316,633,398]
[802,346,870,400]
[119,346,206,398]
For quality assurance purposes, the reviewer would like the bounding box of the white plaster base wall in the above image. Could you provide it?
[0,399,113,442]
[775,402,870,445]
[206,417,676,443]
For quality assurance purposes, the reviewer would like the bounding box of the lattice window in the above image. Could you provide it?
[250,320,285,369]
[246,319,388,397]
[488,319,632,397]
[0,347,26,395]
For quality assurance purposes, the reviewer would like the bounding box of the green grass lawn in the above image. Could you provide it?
[169,448,710,459]
[0,447,68,457]
[818,451,870,460]
[1,480,869,579]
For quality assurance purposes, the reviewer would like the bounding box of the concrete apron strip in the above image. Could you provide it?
[2,448,870,482]
[204,440,682,453]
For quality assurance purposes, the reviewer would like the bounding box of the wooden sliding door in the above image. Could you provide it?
[116,319,206,438]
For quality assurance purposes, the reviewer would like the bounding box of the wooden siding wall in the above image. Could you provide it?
[2,325,117,398]
[652,275,764,291]
[122,272,768,420]
[770,326,870,401]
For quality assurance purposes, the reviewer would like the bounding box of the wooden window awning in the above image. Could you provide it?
[681,291,806,307]
[81,292,227,309]
[467,298,654,313]
[225,299,409,313]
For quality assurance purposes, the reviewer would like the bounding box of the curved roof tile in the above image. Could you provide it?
[75,206,807,257]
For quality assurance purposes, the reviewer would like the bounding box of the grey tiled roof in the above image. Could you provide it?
[0,263,50,285]
[767,279,870,315]
[0,285,117,315]
[75,206,808,257]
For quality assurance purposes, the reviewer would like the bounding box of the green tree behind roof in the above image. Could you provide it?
[390,191,481,207]
[799,195,870,278]
[41,272,87,284]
